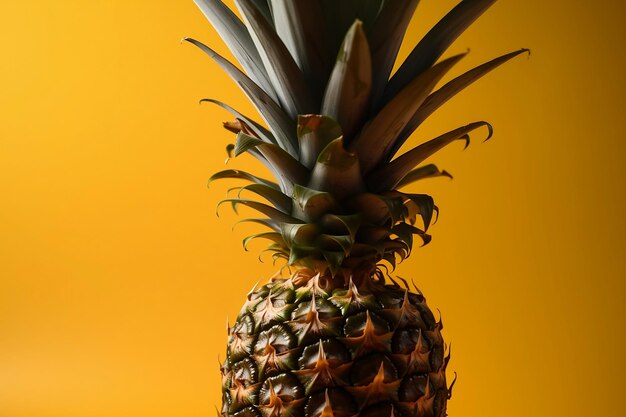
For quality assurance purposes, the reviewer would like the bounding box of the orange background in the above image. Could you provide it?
[1,1,625,416]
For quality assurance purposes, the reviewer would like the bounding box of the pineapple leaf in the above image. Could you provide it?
[368,0,420,111]
[225,144,235,161]
[183,37,297,156]
[397,164,453,188]
[395,223,432,253]
[288,244,318,266]
[356,0,386,32]
[242,232,285,251]
[217,198,302,224]
[349,52,467,173]
[392,222,431,253]
[268,250,288,265]
[382,251,397,270]
[234,132,309,195]
[233,132,265,156]
[368,121,492,191]
[320,0,383,58]
[357,225,391,244]
[384,0,497,103]
[269,0,329,97]
[200,98,276,145]
[398,193,436,231]
[249,0,273,24]
[320,214,362,241]
[309,138,365,199]
[321,20,372,140]
[318,234,354,256]
[235,0,316,118]
[418,233,433,246]
[297,115,343,169]
[208,169,278,189]
[321,250,345,275]
[233,217,280,233]
[391,48,530,156]
[237,183,293,214]
[291,185,338,222]
[280,223,321,247]
[192,0,277,101]
[351,193,404,225]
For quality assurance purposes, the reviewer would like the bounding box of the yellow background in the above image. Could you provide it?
[1,1,625,416]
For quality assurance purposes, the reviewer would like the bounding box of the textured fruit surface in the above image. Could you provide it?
[221,271,450,417]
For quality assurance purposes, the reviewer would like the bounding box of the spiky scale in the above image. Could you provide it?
[219,274,449,417]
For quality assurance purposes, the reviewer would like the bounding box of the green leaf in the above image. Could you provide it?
[384,0,496,103]
[237,183,293,213]
[193,0,277,101]
[309,138,366,199]
[357,225,390,244]
[320,0,383,58]
[235,0,315,118]
[233,217,280,232]
[401,193,436,231]
[208,169,278,189]
[217,198,302,224]
[383,240,411,259]
[321,20,372,140]
[229,132,298,194]
[350,193,404,225]
[396,164,453,188]
[391,48,530,157]
[288,244,318,266]
[234,132,309,195]
[368,0,420,111]
[225,144,235,161]
[280,223,321,247]
[291,185,337,222]
[200,98,276,145]
[391,223,417,253]
[349,243,379,258]
[367,121,492,191]
[320,214,362,241]
[356,0,386,32]
[393,222,433,247]
[318,234,354,255]
[297,115,343,169]
[321,250,345,275]
[349,52,467,173]
[418,233,432,246]
[382,250,398,270]
[250,0,273,24]
[269,0,329,97]
[242,232,285,251]
[183,38,297,156]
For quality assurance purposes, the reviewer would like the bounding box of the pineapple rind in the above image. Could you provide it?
[222,275,449,417]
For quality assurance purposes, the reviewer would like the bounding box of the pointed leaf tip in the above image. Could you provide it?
[386,0,497,101]
[392,48,531,156]
[367,121,493,192]
[322,19,372,140]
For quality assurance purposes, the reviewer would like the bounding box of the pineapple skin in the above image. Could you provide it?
[221,272,449,417]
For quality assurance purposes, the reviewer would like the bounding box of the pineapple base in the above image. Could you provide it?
[221,269,452,417]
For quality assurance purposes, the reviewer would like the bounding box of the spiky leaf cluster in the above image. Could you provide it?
[186,0,527,273]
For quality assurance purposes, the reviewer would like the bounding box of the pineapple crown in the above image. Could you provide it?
[185,0,528,277]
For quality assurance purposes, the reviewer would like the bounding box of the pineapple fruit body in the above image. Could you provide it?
[223,271,449,417]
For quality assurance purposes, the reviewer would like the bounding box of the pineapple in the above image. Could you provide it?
[185,0,526,416]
